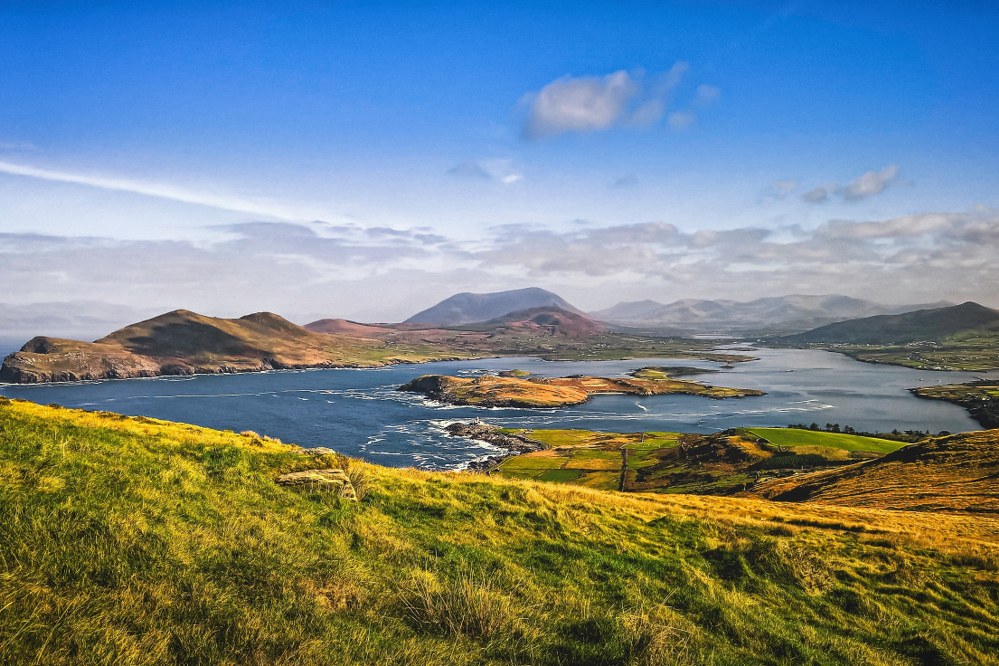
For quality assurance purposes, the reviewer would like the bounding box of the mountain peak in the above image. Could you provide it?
[403,288,582,326]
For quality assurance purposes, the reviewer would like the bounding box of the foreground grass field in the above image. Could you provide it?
[1,398,998,664]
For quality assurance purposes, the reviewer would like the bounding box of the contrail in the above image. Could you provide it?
[0,159,302,220]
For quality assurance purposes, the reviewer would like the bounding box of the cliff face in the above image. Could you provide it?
[0,337,164,383]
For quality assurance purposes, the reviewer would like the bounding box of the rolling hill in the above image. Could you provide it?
[593,294,954,333]
[0,309,457,383]
[780,301,999,344]
[1,397,997,664]
[475,306,606,337]
[753,429,999,513]
[404,287,583,326]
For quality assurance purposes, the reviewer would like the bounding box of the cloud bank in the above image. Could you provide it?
[2,207,996,329]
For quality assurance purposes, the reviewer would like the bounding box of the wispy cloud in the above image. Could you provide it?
[446,158,523,185]
[0,159,306,220]
[800,165,900,204]
[841,164,899,201]
[667,110,697,131]
[693,84,721,107]
[767,179,798,198]
[0,140,38,151]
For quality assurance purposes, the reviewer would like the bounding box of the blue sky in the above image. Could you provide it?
[1,1,998,329]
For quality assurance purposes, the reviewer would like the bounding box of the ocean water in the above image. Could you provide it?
[1,348,993,470]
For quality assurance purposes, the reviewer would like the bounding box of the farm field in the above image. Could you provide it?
[491,427,905,495]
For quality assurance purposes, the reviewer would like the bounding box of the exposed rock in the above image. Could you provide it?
[276,468,357,500]
[301,447,338,456]
[445,422,546,471]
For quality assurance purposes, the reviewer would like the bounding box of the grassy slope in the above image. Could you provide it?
[753,429,999,513]
[746,428,904,454]
[1,399,998,665]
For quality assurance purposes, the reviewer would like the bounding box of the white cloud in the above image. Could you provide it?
[800,165,900,204]
[0,159,307,220]
[446,161,491,180]
[802,186,830,203]
[522,70,641,139]
[693,84,721,106]
[612,173,639,188]
[842,164,899,201]
[668,110,697,131]
[521,63,704,140]
[0,140,37,151]
[769,179,798,198]
[446,158,523,185]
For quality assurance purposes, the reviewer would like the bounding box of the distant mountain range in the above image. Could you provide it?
[779,301,999,345]
[591,294,955,334]
[404,287,582,326]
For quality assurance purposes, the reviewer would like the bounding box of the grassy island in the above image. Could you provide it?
[398,368,763,408]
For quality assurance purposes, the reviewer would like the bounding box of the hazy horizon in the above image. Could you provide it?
[2,2,998,329]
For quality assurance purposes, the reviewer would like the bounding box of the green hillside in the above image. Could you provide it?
[746,428,905,454]
[781,301,999,345]
[1,398,997,664]
[491,427,904,495]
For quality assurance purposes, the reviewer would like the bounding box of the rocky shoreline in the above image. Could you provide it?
[445,422,546,471]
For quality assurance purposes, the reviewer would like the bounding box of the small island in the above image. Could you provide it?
[398,367,764,408]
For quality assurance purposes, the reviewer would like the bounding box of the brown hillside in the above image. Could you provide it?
[303,318,396,336]
[0,309,413,383]
[400,370,763,408]
[478,306,607,337]
[752,429,999,514]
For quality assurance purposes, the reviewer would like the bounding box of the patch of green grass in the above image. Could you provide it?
[748,428,905,454]
[0,399,997,665]
[512,429,600,448]
[497,456,564,471]
[536,469,586,483]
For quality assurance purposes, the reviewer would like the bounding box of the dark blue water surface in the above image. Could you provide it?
[1,348,994,470]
